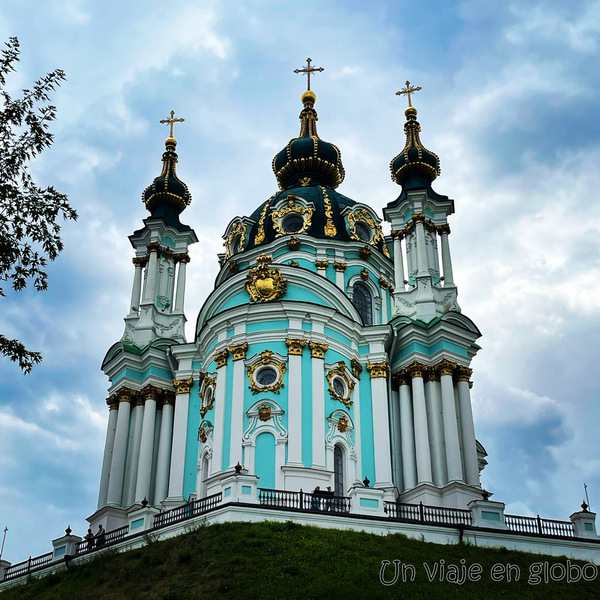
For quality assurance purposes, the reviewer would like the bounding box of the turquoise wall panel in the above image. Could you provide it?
[301,350,313,467]
[247,320,288,334]
[392,340,468,363]
[255,432,276,489]
[161,236,176,248]
[220,291,250,312]
[324,327,351,347]
[183,381,201,499]
[113,366,173,384]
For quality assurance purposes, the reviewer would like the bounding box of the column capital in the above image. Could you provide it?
[173,378,194,394]
[106,396,119,410]
[333,261,347,272]
[407,361,428,379]
[286,338,307,355]
[455,365,473,382]
[436,223,451,236]
[367,361,389,379]
[116,387,135,403]
[162,390,176,405]
[390,229,404,241]
[141,384,161,401]
[425,368,440,383]
[378,277,390,289]
[132,256,148,268]
[173,252,190,264]
[214,349,230,368]
[229,342,249,361]
[411,212,426,225]
[162,248,174,261]
[146,241,163,255]
[315,259,329,270]
[436,358,458,377]
[351,358,363,379]
[308,341,329,359]
[392,369,411,387]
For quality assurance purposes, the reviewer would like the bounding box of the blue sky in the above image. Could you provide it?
[1,0,599,563]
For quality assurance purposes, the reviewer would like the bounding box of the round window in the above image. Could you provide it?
[256,366,278,386]
[355,221,371,242]
[282,213,305,233]
[332,377,346,397]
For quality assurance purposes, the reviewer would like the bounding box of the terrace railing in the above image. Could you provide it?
[384,501,472,526]
[3,552,53,581]
[153,492,223,528]
[258,488,351,513]
[505,514,574,537]
[75,524,129,556]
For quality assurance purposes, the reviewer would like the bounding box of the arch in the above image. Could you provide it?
[351,281,373,326]
[325,410,358,491]
[333,445,344,496]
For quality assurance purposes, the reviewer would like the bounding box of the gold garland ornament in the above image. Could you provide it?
[245,254,287,303]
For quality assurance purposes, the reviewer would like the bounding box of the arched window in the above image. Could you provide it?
[352,282,372,325]
[334,445,344,496]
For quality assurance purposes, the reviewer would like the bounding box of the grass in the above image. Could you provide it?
[1,521,598,599]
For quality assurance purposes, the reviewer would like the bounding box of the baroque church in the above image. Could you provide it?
[90,67,488,532]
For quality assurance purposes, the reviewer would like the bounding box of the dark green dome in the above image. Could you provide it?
[390,107,440,187]
[272,91,345,190]
[142,138,191,216]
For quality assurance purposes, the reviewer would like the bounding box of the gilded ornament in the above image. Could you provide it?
[229,260,239,273]
[390,230,404,241]
[435,358,457,377]
[333,261,347,272]
[199,377,216,417]
[337,415,349,433]
[455,365,473,383]
[396,80,422,108]
[308,341,329,359]
[258,404,272,422]
[320,186,337,237]
[254,193,276,245]
[289,260,299,267]
[224,221,247,259]
[426,368,440,382]
[245,254,287,303]
[198,427,207,443]
[299,176,312,186]
[392,370,410,388]
[348,209,390,256]
[146,241,163,255]
[162,248,174,260]
[116,388,135,403]
[173,378,194,394]
[247,350,286,394]
[379,277,390,289]
[367,362,389,379]
[173,252,191,264]
[288,236,301,250]
[326,365,355,408]
[315,259,329,270]
[406,361,427,379]
[132,256,148,268]
[214,349,230,369]
[359,246,372,260]
[293,58,324,92]
[411,212,426,226]
[286,338,307,355]
[141,384,161,401]
[436,224,451,236]
[106,396,119,410]
[230,342,249,361]
[271,195,314,237]
[351,358,363,379]
[162,390,175,405]
[360,268,369,281]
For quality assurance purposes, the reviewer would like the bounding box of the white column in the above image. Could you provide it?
[381,287,388,323]
[334,264,346,290]
[106,390,133,506]
[439,362,463,482]
[129,258,145,313]
[456,369,480,486]
[143,244,160,303]
[167,378,192,500]
[123,396,144,506]
[389,388,402,491]
[154,395,174,504]
[310,342,327,468]
[425,374,447,487]
[211,351,228,474]
[368,363,393,487]
[97,399,119,508]
[135,388,158,503]
[174,254,189,312]
[438,225,454,286]
[399,378,417,490]
[393,233,406,291]
[409,364,433,484]
[286,340,305,466]
[414,216,429,277]
[229,344,247,469]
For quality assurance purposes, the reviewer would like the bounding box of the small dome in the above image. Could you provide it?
[142,138,191,215]
[272,92,345,190]
[390,107,440,188]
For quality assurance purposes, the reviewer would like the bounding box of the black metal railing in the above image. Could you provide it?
[75,525,129,555]
[153,492,223,528]
[258,488,351,513]
[505,514,574,537]
[3,552,53,581]
[384,501,472,526]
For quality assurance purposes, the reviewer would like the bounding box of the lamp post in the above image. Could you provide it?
[0,527,8,561]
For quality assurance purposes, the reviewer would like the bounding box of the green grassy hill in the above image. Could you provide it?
[2,521,598,599]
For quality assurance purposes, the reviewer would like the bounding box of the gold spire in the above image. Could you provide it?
[293,58,324,92]
[159,109,185,145]
[396,80,422,108]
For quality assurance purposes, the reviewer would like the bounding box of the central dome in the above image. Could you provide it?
[272,91,345,190]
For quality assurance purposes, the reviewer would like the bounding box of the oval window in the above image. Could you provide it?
[333,377,346,397]
[282,213,305,233]
[355,221,371,242]
[256,366,278,386]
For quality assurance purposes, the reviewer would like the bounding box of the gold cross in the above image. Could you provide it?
[160,110,185,138]
[396,81,422,108]
[293,58,324,91]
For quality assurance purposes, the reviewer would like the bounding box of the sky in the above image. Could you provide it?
[1,0,599,564]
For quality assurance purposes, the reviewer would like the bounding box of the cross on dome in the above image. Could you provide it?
[160,110,185,140]
[396,80,422,108]
[293,58,324,91]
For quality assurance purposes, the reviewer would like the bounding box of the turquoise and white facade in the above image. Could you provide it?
[90,88,489,531]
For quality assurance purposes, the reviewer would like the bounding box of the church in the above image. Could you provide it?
[3,63,597,585]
